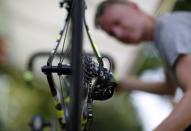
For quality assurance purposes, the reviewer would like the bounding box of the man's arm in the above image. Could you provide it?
[117,72,176,95]
[154,55,191,131]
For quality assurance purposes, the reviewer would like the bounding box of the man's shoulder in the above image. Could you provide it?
[154,12,191,49]
[157,11,191,28]
[155,11,191,38]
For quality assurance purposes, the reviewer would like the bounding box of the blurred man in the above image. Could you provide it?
[95,0,191,131]
[0,37,7,64]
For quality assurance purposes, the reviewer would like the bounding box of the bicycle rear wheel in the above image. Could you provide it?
[42,0,108,130]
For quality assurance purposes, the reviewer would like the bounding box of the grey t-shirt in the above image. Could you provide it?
[154,12,191,130]
[155,12,191,69]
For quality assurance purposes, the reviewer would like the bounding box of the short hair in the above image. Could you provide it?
[94,0,129,27]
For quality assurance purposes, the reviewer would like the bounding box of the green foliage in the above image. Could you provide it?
[92,95,142,131]
[0,64,56,131]
[135,56,162,76]
[0,64,143,131]
[0,119,5,131]
[132,46,162,76]
[173,0,191,11]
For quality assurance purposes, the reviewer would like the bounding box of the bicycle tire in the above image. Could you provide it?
[69,0,84,131]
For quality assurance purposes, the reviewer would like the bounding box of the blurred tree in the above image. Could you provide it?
[0,65,56,131]
[132,44,162,76]
[92,95,142,131]
[173,0,191,11]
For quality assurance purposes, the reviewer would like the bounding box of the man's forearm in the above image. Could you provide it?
[119,78,176,95]
[154,89,191,131]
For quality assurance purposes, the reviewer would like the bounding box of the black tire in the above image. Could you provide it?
[69,0,84,131]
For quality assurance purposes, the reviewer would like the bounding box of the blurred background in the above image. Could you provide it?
[0,0,190,130]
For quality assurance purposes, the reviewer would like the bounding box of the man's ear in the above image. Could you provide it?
[95,18,102,28]
[94,1,108,28]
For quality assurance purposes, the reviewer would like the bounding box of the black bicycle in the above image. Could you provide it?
[26,0,116,131]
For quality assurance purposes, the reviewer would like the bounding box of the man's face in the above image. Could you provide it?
[97,3,146,43]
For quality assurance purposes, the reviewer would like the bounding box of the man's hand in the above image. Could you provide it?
[115,77,137,93]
